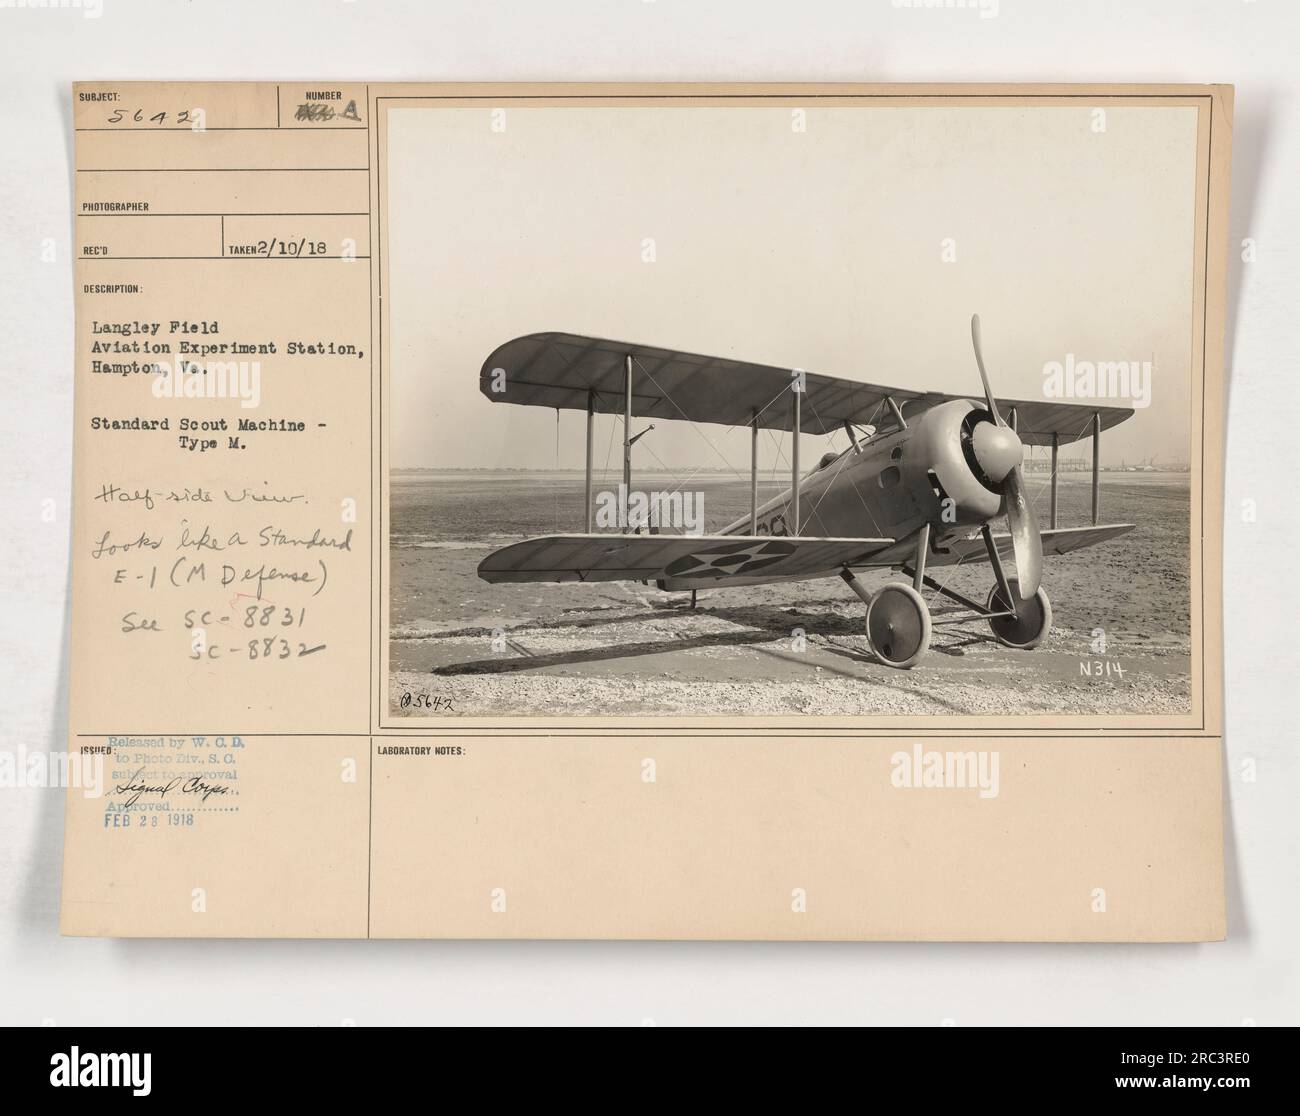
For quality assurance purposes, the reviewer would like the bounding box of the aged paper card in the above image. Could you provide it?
[62,83,1229,939]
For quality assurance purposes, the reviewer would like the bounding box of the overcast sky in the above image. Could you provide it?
[387,102,1198,472]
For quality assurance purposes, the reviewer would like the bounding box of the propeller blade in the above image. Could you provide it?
[969,313,1003,425]
[1002,465,1042,598]
[969,315,1041,598]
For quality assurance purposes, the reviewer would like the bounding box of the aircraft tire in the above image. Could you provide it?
[865,583,931,669]
[986,580,1052,649]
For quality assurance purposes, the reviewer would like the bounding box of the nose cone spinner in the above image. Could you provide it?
[970,421,1023,485]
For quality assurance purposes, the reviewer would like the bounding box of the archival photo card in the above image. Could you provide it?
[62,84,1228,940]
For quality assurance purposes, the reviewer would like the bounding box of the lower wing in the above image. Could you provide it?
[478,533,895,585]
[927,523,1136,568]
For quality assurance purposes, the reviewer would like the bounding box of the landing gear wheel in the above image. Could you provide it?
[865,583,931,669]
[986,579,1052,649]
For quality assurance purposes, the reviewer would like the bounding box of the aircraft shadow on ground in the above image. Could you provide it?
[429,596,999,677]
[431,628,782,676]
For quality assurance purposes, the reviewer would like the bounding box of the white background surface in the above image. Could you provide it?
[1,0,1296,1026]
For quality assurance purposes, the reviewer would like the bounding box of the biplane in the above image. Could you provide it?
[475,316,1135,668]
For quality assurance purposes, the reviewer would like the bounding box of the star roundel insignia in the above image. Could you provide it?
[664,539,798,580]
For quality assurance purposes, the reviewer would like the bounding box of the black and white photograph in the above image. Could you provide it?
[386,101,1201,718]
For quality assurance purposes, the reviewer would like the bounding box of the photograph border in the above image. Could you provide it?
[371,84,1228,739]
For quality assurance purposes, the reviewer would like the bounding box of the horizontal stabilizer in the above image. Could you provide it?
[927,523,1136,568]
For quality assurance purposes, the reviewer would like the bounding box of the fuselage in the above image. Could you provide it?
[702,397,1010,580]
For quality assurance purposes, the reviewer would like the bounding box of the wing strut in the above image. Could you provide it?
[750,408,759,535]
[843,420,862,453]
[585,388,595,532]
[1090,410,1101,525]
[1049,432,1059,529]
[791,379,801,534]
[622,353,633,531]
[885,395,907,430]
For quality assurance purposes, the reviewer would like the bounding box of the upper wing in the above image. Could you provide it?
[479,332,1134,446]
[478,533,894,585]
[926,523,1137,568]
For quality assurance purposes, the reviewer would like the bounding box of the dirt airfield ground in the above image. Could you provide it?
[388,470,1192,718]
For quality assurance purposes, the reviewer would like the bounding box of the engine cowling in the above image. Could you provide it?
[912,398,1024,526]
